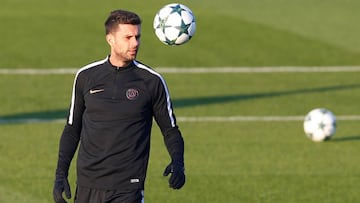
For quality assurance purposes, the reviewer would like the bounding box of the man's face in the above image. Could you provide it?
[107,23,141,66]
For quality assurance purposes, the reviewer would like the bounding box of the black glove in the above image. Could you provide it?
[163,161,185,189]
[53,178,71,203]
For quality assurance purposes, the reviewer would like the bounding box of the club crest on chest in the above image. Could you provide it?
[126,88,139,100]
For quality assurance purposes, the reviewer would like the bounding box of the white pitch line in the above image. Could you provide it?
[0,69,78,75]
[0,118,66,124]
[157,66,360,73]
[178,116,303,122]
[1,66,360,74]
[177,115,360,122]
[1,115,360,124]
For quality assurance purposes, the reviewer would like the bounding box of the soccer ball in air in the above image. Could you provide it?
[153,3,196,45]
[303,108,336,142]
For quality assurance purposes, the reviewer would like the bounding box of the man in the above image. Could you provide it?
[53,9,185,203]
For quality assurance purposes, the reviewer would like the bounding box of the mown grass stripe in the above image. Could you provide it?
[1,66,360,74]
[1,115,360,124]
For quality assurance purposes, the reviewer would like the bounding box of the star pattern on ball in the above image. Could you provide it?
[164,38,176,45]
[169,4,187,15]
[175,20,191,37]
[318,121,326,130]
[157,17,166,29]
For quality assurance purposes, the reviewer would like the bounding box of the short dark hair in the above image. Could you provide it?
[104,9,142,34]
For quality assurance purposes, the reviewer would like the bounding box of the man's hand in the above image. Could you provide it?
[163,161,185,189]
[53,178,71,203]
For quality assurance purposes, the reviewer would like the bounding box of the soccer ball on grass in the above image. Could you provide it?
[303,108,336,142]
[153,3,196,45]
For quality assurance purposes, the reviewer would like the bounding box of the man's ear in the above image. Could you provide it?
[106,34,114,45]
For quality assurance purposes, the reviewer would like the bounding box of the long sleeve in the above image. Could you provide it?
[152,75,184,163]
[55,70,85,178]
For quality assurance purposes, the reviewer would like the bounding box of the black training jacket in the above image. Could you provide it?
[55,56,184,190]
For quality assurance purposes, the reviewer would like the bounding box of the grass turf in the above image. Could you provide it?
[1,0,360,202]
[1,0,360,68]
[1,72,360,202]
[1,121,359,202]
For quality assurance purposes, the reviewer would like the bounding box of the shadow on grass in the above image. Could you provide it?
[331,135,360,142]
[0,109,68,124]
[1,83,360,123]
[1,109,67,120]
[173,83,360,108]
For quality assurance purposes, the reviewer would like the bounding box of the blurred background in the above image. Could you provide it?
[1,0,359,202]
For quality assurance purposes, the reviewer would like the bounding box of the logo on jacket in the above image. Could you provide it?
[126,88,139,100]
[89,89,104,94]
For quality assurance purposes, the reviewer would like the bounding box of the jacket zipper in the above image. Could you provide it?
[112,67,121,99]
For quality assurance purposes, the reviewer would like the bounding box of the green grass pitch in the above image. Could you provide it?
[1,0,360,202]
